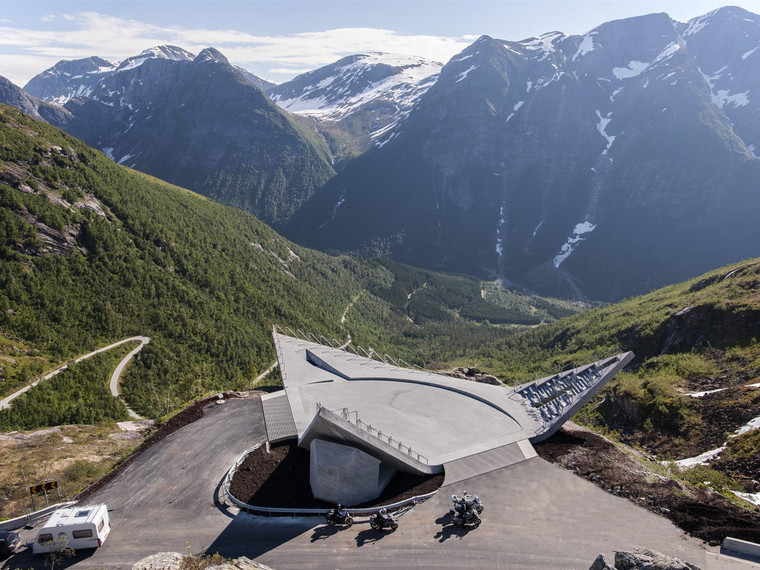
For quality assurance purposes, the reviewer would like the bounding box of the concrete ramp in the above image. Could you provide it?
[443,439,537,486]
[261,391,298,443]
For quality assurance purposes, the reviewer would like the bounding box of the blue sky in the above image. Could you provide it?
[2,0,760,87]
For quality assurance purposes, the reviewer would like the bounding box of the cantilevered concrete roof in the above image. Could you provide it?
[270,330,633,476]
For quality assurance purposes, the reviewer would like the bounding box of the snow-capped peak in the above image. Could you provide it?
[194,47,230,65]
[269,52,442,125]
[115,45,195,72]
[522,31,566,60]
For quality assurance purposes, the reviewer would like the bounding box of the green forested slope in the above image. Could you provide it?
[472,258,760,481]
[0,104,575,423]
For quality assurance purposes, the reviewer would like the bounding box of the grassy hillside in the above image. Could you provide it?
[0,103,575,424]
[470,258,760,488]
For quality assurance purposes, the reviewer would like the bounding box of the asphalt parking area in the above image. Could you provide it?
[3,394,749,570]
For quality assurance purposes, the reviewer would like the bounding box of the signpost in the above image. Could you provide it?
[29,480,59,509]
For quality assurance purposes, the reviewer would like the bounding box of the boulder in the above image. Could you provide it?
[132,553,275,570]
[132,552,184,570]
[588,549,701,570]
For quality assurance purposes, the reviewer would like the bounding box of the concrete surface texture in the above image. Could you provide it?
[309,439,393,505]
[3,395,754,570]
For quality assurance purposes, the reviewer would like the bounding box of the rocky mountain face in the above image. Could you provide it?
[289,7,760,301]
[20,46,332,230]
[266,53,441,159]
[0,75,71,124]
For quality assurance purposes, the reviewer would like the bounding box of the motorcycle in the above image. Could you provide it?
[452,508,481,527]
[369,509,398,531]
[325,506,354,527]
[449,492,483,527]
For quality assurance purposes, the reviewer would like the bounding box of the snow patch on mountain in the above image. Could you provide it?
[271,53,441,126]
[553,221,597,268]
[613,60,650,79]
[573,33,597,61]
[456,65,477,83]
[653,43,681,65]
[495,204,507,260]
[596,111,615,153]
[523,32,564,61]
[116,46,194,73]
[698,65,752,109]
[451,53,475,63]
[613,43,681,80]
[683,12,712,37]
[714,89,751,108]
[506,100,525,123]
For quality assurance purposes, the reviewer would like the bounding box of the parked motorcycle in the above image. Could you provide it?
[452,508,481,527]
[369,508,398,531]
[325,504,354,527]
[449,491,483,527]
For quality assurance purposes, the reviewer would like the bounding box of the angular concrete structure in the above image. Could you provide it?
[264,327,634,501]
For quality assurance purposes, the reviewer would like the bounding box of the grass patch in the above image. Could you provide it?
[673,464,740,494]
[0,423,142,520]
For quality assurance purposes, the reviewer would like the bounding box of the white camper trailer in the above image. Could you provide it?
[33,504,110,554]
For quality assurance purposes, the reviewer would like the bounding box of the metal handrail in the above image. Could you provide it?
[526,347,624,384]
[332,407,428,464]
[272,324,423,372]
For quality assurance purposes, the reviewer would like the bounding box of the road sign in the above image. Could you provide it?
[29,480,58,496]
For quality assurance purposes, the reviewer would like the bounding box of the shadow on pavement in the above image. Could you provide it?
[309,524,341,543]
[204,513,316,560]
[1,547,96,570]
[355,527,395,547]
[433,513,480,543]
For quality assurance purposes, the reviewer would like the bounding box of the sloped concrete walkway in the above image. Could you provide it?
[442,439,537,486]
[261,391,298,443]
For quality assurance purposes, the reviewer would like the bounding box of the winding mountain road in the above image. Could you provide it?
[0,336,150,417]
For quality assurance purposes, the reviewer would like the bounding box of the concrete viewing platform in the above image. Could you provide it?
[265,329,633,488]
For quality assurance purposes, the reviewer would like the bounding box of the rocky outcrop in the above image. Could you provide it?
[132,552,185,570]
[444,366,503,386]
[590,549,701,570]
[132,552,275,570]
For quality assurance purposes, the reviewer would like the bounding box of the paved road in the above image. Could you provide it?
[4,395,754,570]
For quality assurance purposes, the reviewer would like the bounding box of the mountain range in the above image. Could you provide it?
[287,7,760,301]
[20,46,334,232]
[3,6,760,301]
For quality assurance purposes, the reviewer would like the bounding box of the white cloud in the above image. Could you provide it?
[0,11,470,86]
